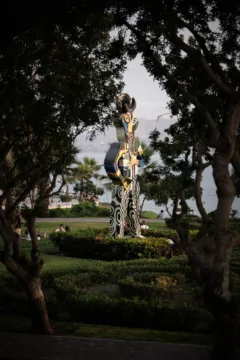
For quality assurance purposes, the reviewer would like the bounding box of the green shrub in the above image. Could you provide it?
[141,211,158,219]
[165,216,200,230]
[119,278,164,299]
[141,229,198,242]
[67,294,212,333]
[131,272,186,284]
[59,194,73,202]
[49,207,72,218]
[49,202,110,218]
[49,230,172,261]
[141,228,179,240]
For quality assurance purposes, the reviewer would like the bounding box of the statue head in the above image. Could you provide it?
[114,93,138,144]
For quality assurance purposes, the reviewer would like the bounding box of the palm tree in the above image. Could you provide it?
[62,147,81,200]
[71,157,102,201]
[37,146,80,214]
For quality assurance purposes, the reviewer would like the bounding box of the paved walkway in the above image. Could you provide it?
[36,217,164,223]
[0,333,213,360]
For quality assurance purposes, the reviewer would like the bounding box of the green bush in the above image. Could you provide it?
[119,278,164,299]
[49,207,72,218]
[131,272,186,284]
[59,194,73,202]
[165,216,200,230]
[141,211,158,219]
[67,294,212,333]
[49,202,110,218]
[141,229,198,242]
[49,230,172,261]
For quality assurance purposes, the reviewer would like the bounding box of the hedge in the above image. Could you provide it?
[66,227,199,242]
[49,230,172,260]
[118,279,165,300]
[49,202,110,218]
[67,294,212,333]
[0,288,211,333]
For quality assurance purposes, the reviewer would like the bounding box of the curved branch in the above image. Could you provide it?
[195,161,212,223]
[149,6,233,94]
[178,20,231,87]
[122,19,219,142]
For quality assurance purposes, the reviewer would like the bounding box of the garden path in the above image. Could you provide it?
[0,333,239,360]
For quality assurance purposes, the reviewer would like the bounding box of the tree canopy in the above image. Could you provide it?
[110,2,240,356]
[0,7,126,335]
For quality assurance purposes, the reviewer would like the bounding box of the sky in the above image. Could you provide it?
[77,55,240,215]
[122,55,170,120]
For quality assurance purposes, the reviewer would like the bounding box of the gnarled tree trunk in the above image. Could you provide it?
[27,215,54,334]
[0,207,54,335]
[38,178,50,217]
[140,196,146,218]
[27,278,53,335]
[195,163,209,224]
[208,150,239,360]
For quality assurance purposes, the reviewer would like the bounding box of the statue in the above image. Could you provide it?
[104,93,144,237]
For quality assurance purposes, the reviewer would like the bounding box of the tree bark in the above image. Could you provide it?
[195,164,209,223]
[38,179,50,217]
[179,189,188,215]
[27,278,54,335]
[66,183,70,197]
[208,149,239,359]
[140,196,146,217]
[13,232,21,259]
[172,193,179,218]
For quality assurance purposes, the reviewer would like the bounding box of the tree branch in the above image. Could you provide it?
[122,19,219,142]
[195,161,212,222]
[151,19,233,97]
[0,167,41,205]
[26,215,43,277]
[177,19,231,87]
[194,142,212,222]
[149,5,233,94]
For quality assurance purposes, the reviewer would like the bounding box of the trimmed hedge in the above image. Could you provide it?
[49,202,110,218]
[141,229,198,242]
[67,227,199,242]
[141,210,158,219]
[49,230,172,260]
[165,217,200,230]
[67,294,212,333]
[118,279,165,300]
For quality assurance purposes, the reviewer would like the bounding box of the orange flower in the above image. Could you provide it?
[96,236,102,241]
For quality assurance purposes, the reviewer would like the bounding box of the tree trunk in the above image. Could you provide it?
[140,196,146,217]
[13,232,21,259]
[195,165,209,223]
[27,278,54,335]
[182,146,240,360]
[66,183,70,197]
[208,150,239,359]
[172,193,179,218]
[179,189,188,215]
[38,179,49,217]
